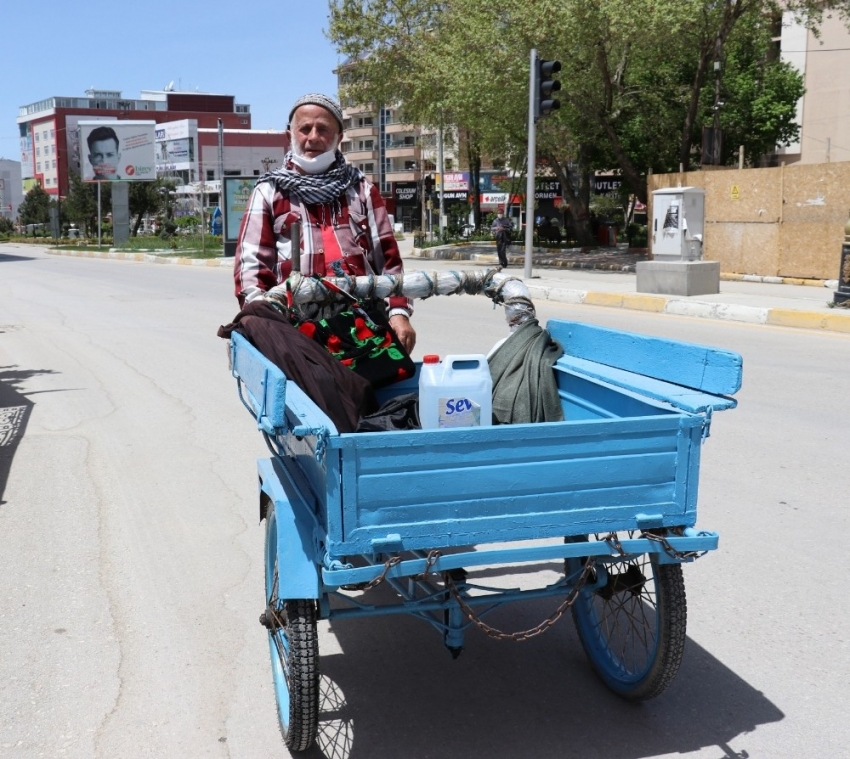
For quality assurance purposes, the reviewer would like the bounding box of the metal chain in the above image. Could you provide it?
[642,530,707,561]
[340,554,402,592]
[365,555,403,588]
[413,549,443,581]
[603,532,627,556]
[443,558,597,643]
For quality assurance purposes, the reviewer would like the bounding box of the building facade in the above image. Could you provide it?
[154,119,289,213]
[16,88,254,197]
[339,101,468,231]
[0,158,23,221]
[776,12,850,165]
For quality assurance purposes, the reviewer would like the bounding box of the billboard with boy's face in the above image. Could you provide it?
[80,121,156,182]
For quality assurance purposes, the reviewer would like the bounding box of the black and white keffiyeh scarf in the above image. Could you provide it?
[256,151,363,205]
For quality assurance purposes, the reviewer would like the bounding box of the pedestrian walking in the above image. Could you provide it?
[491,212,514,268]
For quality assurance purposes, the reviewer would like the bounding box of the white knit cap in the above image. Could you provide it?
[288,93,344,132]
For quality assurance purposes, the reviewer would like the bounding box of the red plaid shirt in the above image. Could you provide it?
[233,177,411,314]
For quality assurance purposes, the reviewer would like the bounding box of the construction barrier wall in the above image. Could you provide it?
[649,161,850,280]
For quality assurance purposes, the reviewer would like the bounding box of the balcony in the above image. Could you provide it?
[385,169,419,184]
[342,104,373,117]
[345,125,379,139]
[385,145,420,160]
[343,148,379,162]
[385,121,416,134]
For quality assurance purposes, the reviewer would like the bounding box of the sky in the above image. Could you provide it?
[0,0,343,161]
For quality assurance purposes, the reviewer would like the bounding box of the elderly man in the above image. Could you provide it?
[233,93,415,353]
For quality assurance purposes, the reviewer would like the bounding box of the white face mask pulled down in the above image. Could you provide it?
[291,138,339,174]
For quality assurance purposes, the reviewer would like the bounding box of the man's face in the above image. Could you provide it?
[288,105,341,158]
[89,138,120,178]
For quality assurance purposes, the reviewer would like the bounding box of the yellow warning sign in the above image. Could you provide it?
[730,184,741,200]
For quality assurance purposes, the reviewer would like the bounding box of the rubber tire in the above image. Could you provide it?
[567,541,687,701]
[265,504,320,752]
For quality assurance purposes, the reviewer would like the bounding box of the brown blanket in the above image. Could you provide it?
[219,301,377,433]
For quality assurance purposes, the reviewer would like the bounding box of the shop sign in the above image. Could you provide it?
[394,181,418,204]
[592,174,623,195]
[535,179,562,200]
[442,172,468,191]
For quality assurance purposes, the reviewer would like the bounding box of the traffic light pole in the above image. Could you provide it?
[524,48,538,280]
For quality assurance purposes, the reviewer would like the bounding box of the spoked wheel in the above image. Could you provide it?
[262,503,319,752]
[566,532,687,701]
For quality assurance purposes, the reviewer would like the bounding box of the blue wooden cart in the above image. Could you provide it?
[229,317,742,752]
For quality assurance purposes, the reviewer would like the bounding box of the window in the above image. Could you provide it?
[357,116,374,127]
[46,177,51,185]
[240,118,248,124]
[359,139,374,151]
[403,160,416,171]
[43,130,48,139]
[35,132,40,142]
[206,170,215,180]
[36,147,41,156]
[52,160,56,168]
[253,169,260,175]
[37,162,41,171]
[361,162,374,173]
[50,129,55,138]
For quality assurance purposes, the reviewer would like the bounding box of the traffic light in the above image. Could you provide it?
[536,56,562,120]
[424,174,434,195]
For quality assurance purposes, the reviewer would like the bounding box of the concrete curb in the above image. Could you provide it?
[525,282,850,334]
[48,248,232,266]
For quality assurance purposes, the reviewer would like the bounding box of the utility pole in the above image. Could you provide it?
[97,182,102,249]
[525,49,538,279]
[712,48,723,165]
[525,49,561,279]
[438,111,445,238]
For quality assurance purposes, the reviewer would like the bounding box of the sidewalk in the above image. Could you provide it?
[399,238,850,335]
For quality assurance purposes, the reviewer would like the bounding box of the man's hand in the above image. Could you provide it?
[388,314,416,354]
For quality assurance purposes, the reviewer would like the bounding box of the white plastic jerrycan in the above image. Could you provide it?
[418,354,493,429]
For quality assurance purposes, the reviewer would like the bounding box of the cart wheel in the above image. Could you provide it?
[263,503,319,752]
[566,534,687,701]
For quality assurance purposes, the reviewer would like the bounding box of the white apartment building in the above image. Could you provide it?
[776,11,850,165]
[0,158,23,220]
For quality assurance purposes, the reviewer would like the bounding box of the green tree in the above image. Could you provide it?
[18,185,51,226]
[328,0,849,234]
[129,178,175,236]
[63,171,100,235]
[698,16,805,165]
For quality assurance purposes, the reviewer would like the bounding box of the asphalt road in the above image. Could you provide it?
[1,243,848,759]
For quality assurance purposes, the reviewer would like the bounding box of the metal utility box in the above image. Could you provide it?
[651,187,705,261]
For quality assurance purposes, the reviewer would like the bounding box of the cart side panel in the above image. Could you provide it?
[329,415,704,555]
[547,319,743,395]
[258,457,323,599]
